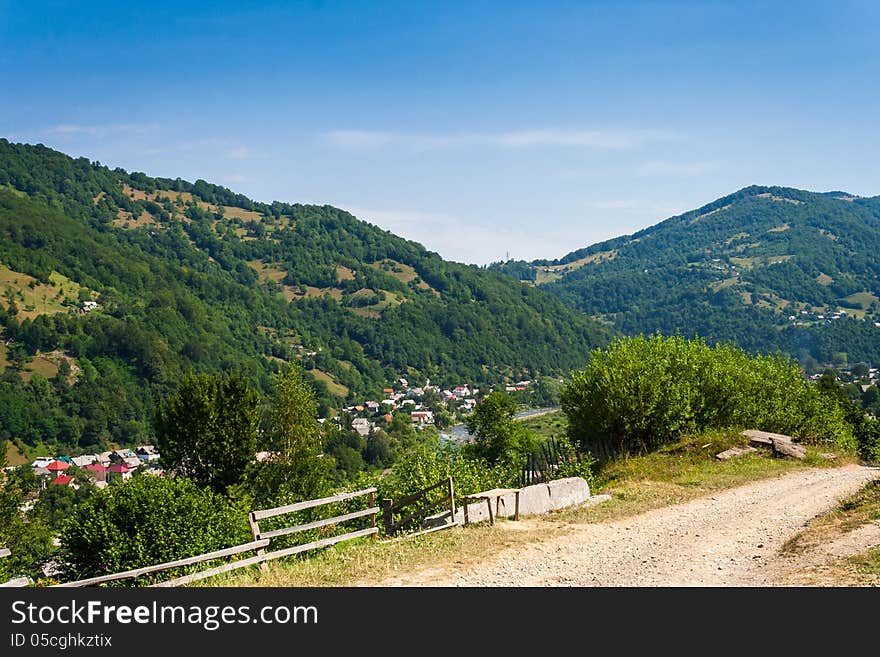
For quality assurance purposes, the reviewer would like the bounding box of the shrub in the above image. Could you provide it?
[59,475,250,581]
[561,334,853,461]
[372,442,511,533]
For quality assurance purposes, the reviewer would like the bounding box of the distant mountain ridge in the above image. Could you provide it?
[0,139,614,454]
[490,185,880,368]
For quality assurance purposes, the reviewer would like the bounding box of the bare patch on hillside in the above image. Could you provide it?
[335,265,356,281]
[689,204,731,224]
[816,273,834,286]
[768,223,790,233]
[756,193,803,205]
[248,260,287,283]
[535,250,618,284]
[307,369,349,398]
[0,267,90,320]
[819,228,839,241]
[709,277,739,292]
[114,208,157,229]
[372,260,437,295]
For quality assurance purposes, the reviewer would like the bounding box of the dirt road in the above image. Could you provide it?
[375,464,880,586]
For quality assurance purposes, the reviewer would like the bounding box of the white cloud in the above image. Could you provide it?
[638,161,718,177]
[225,146,253,160]
[44,123,158,137]
[586,199,641,210]
[324,128,675,152]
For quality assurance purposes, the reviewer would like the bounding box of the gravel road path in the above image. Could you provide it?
[379,464,880,587]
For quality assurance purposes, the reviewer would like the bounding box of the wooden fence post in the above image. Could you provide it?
[382,498,394,535]
[248,511,269,573]
[368,490,377,539]
[447,476,456,523]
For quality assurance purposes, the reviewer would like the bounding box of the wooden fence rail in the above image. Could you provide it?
[247,486,378,574]
[382,476,456,537]
[54,539,271,587]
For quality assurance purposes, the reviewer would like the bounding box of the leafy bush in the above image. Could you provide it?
[59,475,250,582]
[370,442,510,533]
[561,334,853,461]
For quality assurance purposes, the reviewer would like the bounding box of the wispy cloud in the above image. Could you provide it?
[583,199,684,221]
[344,206,457,228]
[637,160,718,177]
[44,123,159,137]
[225,146,254,160]
[324,128,675,151]
[586,199,641,210]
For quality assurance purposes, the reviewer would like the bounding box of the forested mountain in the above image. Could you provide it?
[490,185,880,370]
[0,139,614,456]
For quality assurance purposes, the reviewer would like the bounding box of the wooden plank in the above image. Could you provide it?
[0,577,30,587]
[258,507,379,540]
[0,547,11,558]
[150,552,274,588]
[448,476,456,520]
[382,522,458,542]
[151,527,379,587]
[392,479,449,510]
[393,496,452,532]
[54,539,270,587]
[251,488,377,520]
[249,511,269,574]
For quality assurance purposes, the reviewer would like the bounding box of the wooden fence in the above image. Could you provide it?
[53,487,379,588]
[382,476,456,537]
[519,437,581,487]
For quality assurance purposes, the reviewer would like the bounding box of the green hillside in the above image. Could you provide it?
[0,139,614,455]
[490,185,880,369]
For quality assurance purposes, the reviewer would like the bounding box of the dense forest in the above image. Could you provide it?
[491,186,880,369]
[0,139,614,457]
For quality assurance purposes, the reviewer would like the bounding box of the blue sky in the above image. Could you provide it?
[2,1,879,264]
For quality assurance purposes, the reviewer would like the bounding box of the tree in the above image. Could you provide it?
[154,372,261,494]
[242,365,334,507]
[465,391,536,465]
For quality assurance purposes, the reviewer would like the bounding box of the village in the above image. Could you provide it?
[11,376,540,491]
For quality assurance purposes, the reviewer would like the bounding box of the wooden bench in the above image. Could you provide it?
[462,488,521,526]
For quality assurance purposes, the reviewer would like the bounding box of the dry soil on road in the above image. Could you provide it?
[373,464,880,587]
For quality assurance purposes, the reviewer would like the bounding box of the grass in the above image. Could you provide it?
[781,479,880,554]
[20,354,59,382]
[534,250,618,285]
[776,478,880,584]
[307,369,349,398]
[0,266,90,320]
[205,428,856,587]
[371,260,437,295]
[840,291,879,310]
[518,410,567,440]
[5,440,28,466]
